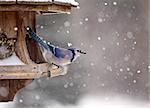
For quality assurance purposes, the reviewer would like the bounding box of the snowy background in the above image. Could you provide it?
[2,0,150,108]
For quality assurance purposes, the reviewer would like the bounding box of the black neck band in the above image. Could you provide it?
[68,49,75,62]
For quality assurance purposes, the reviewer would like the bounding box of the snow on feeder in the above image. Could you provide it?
[0,0,78,101]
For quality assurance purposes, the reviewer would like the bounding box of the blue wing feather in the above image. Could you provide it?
[47,44,66,58]
[54,48,66,58]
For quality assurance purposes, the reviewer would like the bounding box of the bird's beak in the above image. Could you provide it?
[79,50,86,54]
[81,52,86,54]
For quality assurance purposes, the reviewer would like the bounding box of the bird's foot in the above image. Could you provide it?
[47,70,51,77]
[52,63,60,69]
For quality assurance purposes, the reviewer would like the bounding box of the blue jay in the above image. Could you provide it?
[26,26,86,73]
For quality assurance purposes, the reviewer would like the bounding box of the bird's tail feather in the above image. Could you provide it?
[26,26,48,49]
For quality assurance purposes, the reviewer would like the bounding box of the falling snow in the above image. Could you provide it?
[120,68,123,72]
[113,1,117,6]
[90,62,95,66]
[126,67,130,71]
[98,18,103,23]
[84,18,89,21]
[127,32,134,39]
[137,70,141,74]
[66,30,70,34]
[83,84,87,87]
[102,47,106,51]
[97,36,101,40]
[35,95,40,100]
[40,25,44,29]
[64,83,69,88]
[104,2,108,6]
[116,42,120,46]
[67,42,73,47]
[14,27,18,31]
[8,0,150,107]
[64,21,71,27]
[19,99,23,103]
[133,80,137,84]
[106,65,112,71]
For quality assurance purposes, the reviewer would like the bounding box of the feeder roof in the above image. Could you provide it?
[0,0,79,6]
[0,0,79,13]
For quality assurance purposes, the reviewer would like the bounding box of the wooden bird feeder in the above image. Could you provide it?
[0,0,78,101]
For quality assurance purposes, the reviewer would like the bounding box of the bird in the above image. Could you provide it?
[0,33,16,59]
[26,26,86,74]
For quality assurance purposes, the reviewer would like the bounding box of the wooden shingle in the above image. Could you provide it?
[0,0,79,6]
[0,0,78,13]
[0,0,16,4]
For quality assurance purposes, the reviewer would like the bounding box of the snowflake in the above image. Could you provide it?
[64,21,71,27]
[98,18,103,23]
[115,31,120,37]
[97,36,101,40]
[124,38,127,41]
[116,42,120,46]
[14,27,18,31]
[19,99,23,103]
[133,80,137,83]
[90,62,95,66]
[126,67,130,71]
[40,25,44,29]
[104,2,108,6]
[57,30,60,32]
[67,12,71,15]
[52,21,56,24]
[134,41,137,45]
[106,65,112,71]
[81,43,84,46]
[77,6,80,9]
[64,84,69,88]
[83,84,87,87]
[137,70,141,74]
[113,1,117,6]
[101,83,105,87]
[79,21,83,25]
[66,30,70,34]
[132,6,136,9]
[127,32,134,39]
[69,82,74,87]
[103,56,106,59]
[102,47,106,51]
[85,18,89,21]
[87,73,91,77]
[120,68,123,72]
[67,42,73,47]
[35,95,40,100]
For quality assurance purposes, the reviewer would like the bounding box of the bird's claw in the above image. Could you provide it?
[47,70,51,77]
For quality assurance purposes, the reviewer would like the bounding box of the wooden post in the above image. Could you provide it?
[0,11,36,101]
